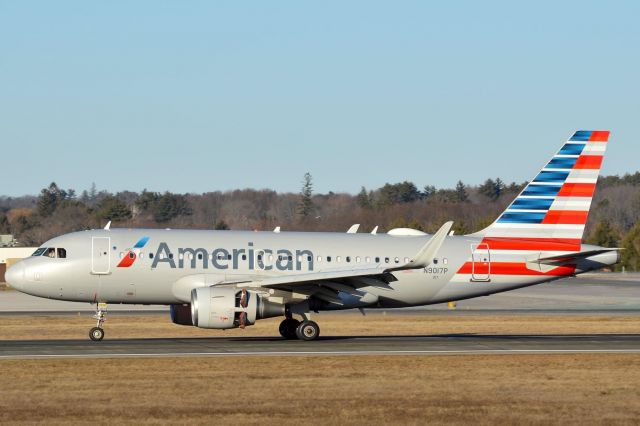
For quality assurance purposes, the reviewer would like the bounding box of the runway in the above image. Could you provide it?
[2,334,640,359]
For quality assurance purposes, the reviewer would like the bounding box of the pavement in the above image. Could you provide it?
[2,334,639,359]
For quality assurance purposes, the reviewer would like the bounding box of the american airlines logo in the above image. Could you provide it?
[116,236,150,268]
[148,241,314,271]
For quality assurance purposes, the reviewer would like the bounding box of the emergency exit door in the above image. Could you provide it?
[471,243,491,281]
[92,237,111,275]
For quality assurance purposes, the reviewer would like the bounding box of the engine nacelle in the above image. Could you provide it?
[190,287,284,329]
[170,304,193,326]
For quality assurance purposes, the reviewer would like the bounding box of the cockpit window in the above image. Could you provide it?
[32,248,47,257]
[45,248,56,258]
[57,248,67,259]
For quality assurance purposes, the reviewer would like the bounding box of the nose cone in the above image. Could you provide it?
[5,262,25,291]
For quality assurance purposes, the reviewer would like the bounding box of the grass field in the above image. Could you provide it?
[1,312,640,340]
[1,354,640,425]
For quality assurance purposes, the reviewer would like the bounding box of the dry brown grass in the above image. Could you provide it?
[1,354,639,425]
[1,313,639,340]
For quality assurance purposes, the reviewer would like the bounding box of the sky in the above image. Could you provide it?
[1,1,639,197]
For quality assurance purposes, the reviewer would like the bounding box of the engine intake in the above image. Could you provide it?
[190,287,284,329]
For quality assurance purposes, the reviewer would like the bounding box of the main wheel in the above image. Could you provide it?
[295,320,320,341]
[279,318,300,339]
[89,327,105,341]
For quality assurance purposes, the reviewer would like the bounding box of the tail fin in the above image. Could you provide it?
[477,130,610,247]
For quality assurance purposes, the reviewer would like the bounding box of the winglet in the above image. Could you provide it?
[347,224,360,233]
[391,221,453,270]
[371,226,379,235]
[273,226,281,233]
[104,221,111,230]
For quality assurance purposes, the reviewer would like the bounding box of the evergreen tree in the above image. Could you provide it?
[37,182,67,217]
[621,222,640,271]
[494,178,505,198]
[297,172,315,218]
[455,181,468,202]
[588,219,620,248]
[479,178,497,200]
[422,185,436,199]
[96,196,132,221]
[356,186,371,209]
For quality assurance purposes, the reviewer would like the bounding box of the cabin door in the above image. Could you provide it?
[471,243,491,282]
[91,237,111,275]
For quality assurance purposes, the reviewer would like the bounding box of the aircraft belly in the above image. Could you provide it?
[365,270,451,308]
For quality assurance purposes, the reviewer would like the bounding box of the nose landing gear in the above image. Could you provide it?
[89,303,107,341]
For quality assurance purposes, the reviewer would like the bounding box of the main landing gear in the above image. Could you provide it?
[278,314,320,341]
[89,303,107,341]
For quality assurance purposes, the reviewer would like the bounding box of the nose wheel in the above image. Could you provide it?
[89,303,107,341]
[89,326,104,341]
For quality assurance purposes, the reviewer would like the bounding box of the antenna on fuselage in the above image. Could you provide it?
[346,224,360,233]
[104,221,111,230]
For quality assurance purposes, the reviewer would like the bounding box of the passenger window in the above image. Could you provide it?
[356,256,361,263]
[365,256,370,263]
[327,256,332,262]
[129,252,135,259]
[395,257,399,263]
[57,248,67,258]
[346,256,351,263]
[404,257,409,263]
[337,256,342,262]
[385,257,389,264]
[317,256,322,262]
[375,257,380,263]
[307,255,312,262]
[242,254,247,261]
[169,253,174,259]
[149,253,154,259]
[257,254,263,261]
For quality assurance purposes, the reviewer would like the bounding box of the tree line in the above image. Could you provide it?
[1,172,640,270]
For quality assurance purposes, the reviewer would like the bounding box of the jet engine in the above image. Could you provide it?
[190,287,284,329]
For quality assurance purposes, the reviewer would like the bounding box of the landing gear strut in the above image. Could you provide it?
[89,303,107,341]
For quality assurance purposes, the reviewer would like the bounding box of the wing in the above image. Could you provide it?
[217,221,454,306]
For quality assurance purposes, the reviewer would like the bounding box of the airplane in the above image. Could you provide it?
[6,130,619,341]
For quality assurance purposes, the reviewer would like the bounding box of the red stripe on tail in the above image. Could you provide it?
[573,155,603,169]
[542,210,589,225]
[558,183,596,197]
[589,131,609,142]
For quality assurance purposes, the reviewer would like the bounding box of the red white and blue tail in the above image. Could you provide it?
[477,130,609,249]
